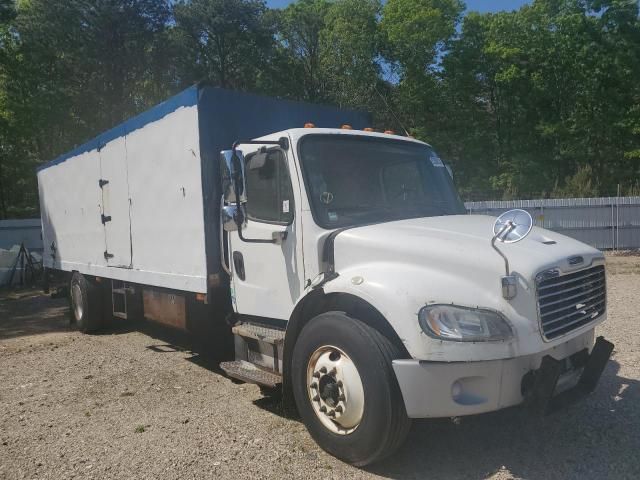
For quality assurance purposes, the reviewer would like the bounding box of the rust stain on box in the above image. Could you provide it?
[143,288,186,330]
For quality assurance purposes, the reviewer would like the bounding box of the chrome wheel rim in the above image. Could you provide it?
[71,283,83,321]
[306,345,364,435]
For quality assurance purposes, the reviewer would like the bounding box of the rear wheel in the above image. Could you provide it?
[291,311,411,466]
[69,272,103,333]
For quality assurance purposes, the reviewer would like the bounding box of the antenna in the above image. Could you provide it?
[374,86,410,137]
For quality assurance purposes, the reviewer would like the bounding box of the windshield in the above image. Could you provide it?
[299,135,466,229]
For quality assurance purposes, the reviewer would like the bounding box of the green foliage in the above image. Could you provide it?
[552,164,600,198]
[274,0,332,101]
[0,0,639,218]
[0,0,15,24]
[173,0,274,90]
[429,0,640,199]
[381,0,464,73]
[320,0,381,109]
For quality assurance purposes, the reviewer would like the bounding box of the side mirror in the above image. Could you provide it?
[491,209,534,300]
[221,205,245,232]
[492,209,533,244]
[220,150,247,205]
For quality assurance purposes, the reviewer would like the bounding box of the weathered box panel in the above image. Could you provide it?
[142,288,186,329]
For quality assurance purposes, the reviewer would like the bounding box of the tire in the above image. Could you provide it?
[291,311,411,466]
[69,272,103,333]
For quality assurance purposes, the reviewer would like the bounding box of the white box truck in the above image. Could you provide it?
[37,84,614,465]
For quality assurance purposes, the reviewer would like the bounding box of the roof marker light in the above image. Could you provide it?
[363,127,374,132]
[384,129,395,135]
[304,123,316,128]
[341,124,353,130]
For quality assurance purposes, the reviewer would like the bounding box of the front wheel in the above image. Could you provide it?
[291,312,411,466]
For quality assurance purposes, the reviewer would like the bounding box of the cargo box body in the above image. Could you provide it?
[37,85,369,294]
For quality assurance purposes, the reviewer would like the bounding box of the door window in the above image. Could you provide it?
[245,149,294,224]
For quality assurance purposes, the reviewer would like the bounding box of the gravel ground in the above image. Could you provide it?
[1,256,639,480]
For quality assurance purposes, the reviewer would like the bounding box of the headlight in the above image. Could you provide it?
[418,305,513,342]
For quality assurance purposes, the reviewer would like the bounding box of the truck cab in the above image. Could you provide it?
[219,127,613,465]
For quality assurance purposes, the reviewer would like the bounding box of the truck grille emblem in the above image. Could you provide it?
[568,256,584,266]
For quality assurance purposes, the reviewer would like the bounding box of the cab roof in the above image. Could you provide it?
[256,128,432,148]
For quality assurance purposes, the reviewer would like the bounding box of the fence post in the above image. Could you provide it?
[616,186,620,251]
[611,201,615,250]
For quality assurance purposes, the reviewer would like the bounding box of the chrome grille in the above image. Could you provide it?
[536,264,606,340]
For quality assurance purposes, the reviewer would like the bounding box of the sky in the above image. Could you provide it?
[266,0,532,11]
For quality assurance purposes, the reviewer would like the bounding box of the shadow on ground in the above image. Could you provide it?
[366,359,639,479]
[0,289,69,339]
[2,291,638,479]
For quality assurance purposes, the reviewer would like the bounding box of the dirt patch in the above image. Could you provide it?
[1,263,639,479]
[603,254,640,275]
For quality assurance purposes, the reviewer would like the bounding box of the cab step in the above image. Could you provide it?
[232,322,285,345]
[228,321,285,383]
[220,360,282,388]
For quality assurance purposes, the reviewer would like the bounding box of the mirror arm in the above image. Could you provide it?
[238,228,281,244]
[491,222,515,276]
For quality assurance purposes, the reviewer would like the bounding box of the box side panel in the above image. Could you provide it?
[127,103,208,292]
[38,88,207,293]
[197,86,371,282]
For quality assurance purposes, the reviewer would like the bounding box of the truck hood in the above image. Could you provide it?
[326,214,605,361]
[331,214,603,290]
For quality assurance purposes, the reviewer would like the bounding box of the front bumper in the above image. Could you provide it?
[392,329,613,418]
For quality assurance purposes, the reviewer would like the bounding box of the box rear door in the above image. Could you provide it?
[99,137,132,268]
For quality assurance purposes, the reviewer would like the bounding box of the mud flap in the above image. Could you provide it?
[526,336,614,415]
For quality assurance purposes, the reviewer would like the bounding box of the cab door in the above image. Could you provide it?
[227,146,304,321]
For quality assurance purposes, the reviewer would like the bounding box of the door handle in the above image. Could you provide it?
[232,251,246,281]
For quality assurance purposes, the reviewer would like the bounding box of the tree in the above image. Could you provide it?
[319,0,382,109]
[13,0,173,143]
[434,0,640,199]
[0,0,174,218]
[173,0,275,90]
[275,0,332,102]
[381,0,465,75]
[0,0,15,24]
[552,164,599,198]
[378,0,466,179]
[0,0,639,217]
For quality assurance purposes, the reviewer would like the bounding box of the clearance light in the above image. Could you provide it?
[341,124,353,130]
[363,127,374,132]
[304,122,316,128]
[384,129,395,135]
